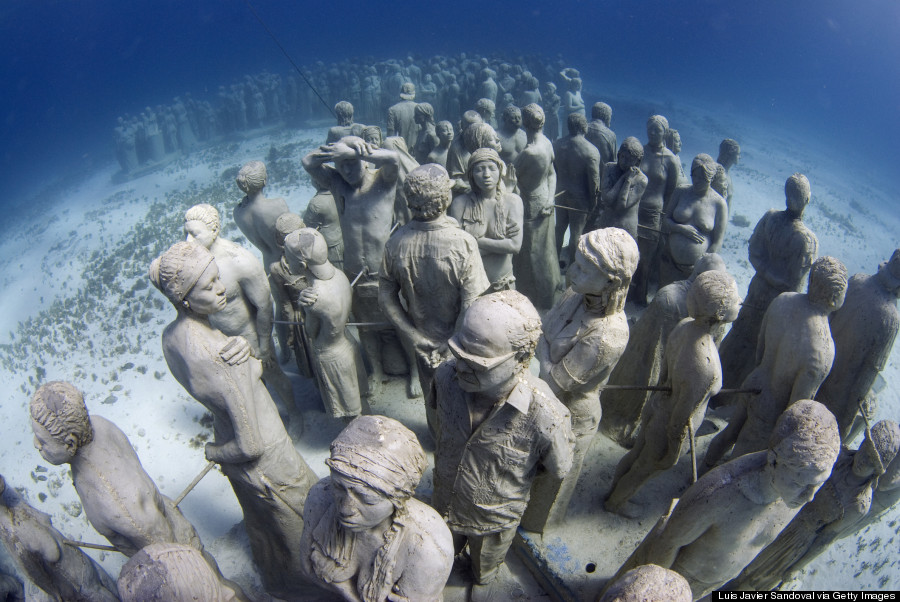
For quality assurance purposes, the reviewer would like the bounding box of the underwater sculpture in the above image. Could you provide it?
[446,110,485,195]
[475,98,497,129]
[705,256,848,468]
[387,82,419,150]
[605,271,741,516]
[497,105,527,180]
[303,186,344,270]
[716,138,740,210]
[599,253,727,448]
[0,474,118,602]
[553,113,601,269]
[542,81,561,141]
[326,100,365,144]
[380,164,490,435]
[426,119,454,168]
[29,381,204,558]
[449,148,524,291]
[268,212,306,362]
[615,400,840,600]
[286,228,367,420]
[658,153,728,288]
[631,114,682,305]
[513,103,560,310]
[586,101,617,174]
[593,136,647,240]
[118,543,246,602]
[432,290,575,601]
[715,173,819,395]
[723,419,900,592]
[150,241,317,599]
[233,160,291,274]
[560,68,585,117]
[521,228,638,532]
[184,203,295,417]
[816,249,900,440]
[300,416,454,602]
[412,102,439,164]
[598,564,692,602]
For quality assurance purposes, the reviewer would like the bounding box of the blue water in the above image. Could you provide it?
[2,0,899,200]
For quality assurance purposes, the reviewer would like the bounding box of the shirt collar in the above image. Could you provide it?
[408,215,455,231]
[503,375,534,414]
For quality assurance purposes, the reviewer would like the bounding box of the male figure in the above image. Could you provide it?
[616,400,840,599]
[716,138,740,210]
[302,136,415,396]
[446,110,484,194]
[432,291,575,601]
[325,100,365,143]
[233,160,290,274]
[594,137,648,240]
[497,105,527,169]
[715,174,819,394]
[816,249,900,440]
[0,474,119,602]
[586,101,617,174]
[184,204,295,415]
[474,98,497,128]
[513,103,560,310]
[554,113,601,268]
[380,164,490,435]
[412,102,439,164]
[386,82,419,150]
[705,256,848,467]
[29,382,204,558]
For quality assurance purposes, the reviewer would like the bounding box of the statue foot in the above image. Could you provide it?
[406,378,423,399]
[604,498,642,519]
[366,374,384,399]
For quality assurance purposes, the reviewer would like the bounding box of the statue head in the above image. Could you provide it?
[436,120,454,144]
[334,101,354,126]
[414,102,435,125]
[467,147,505,198]
[399,82,416,101]
[689,253,727,281]
[183,203,220,250]
[362,126,383,148]
[767,400,840,508]
[591,102,612,127]
[462,123,501,154]
[459,110,483,134]
[599,564,692,602]
[404,164,452,221]
[711,163,728,198]
[501,105,522,130]
[686,270,741,325]
[30,381,94,465]
[784,173,811,217]
[876,248,900,297]
[284,228,331,280]
[570,228,639,312]
[717,138,741,168]
[567,113,588,136]
[274,212,305,249]
[474,98,495,121]
[853,420,900,479]
[665,128,682,154]
[807,256,848,313]
[448,291,541,396]
[334,136,368,187]
[235,160,267,194]
[646,115,669,146]
[118,543,227,602]
[149,241,225,315]
[326,415,427,531]
[617,137,644,170]
[543,81,557,94]
[521,103,545,133]
[690,154,718,190]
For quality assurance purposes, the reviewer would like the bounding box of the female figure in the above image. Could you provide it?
[559,68,585,117]
[542,81,561,141]
[150,241,317,599]
[632,115,682,304]
[300,416,453,602]
[659,153,728,287]
[449,148,524,290]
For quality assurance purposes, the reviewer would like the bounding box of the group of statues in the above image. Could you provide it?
[11,59,900,602]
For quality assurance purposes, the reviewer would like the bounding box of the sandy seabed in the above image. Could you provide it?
[0,97,897,598]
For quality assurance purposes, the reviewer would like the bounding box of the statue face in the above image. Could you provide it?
[437,123,454,142]
[770,451,831,508]
[32,421,74,465]
[336,157,365,187]
[568,252,618,297]
[449,317,519,396]
[472,161,500,193]
[184,263,227,316]
[647,122,666,145]
[786,190,809,216]
[330,472,394,532]
[184,220,217,250]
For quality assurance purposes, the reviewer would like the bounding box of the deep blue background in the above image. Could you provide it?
[1,0,898,198]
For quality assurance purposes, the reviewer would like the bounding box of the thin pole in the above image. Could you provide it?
[175,461,217,506]
[64,539,119,553]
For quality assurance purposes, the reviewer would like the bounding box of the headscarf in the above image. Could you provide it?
[148,241,214,304]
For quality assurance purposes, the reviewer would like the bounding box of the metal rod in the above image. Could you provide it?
[350,268,367,288]
[597,384,760,395]
[64,539,119,553]
[553,204,592,214]
[174,461,217,506]
[689,428,698,484]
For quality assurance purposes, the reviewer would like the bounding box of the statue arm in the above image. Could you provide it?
[301,150,337,189]
[588,154,601,210]
[747,214,769,272]
[366,147,401,184]
[378,262,440,357]
[476,195,524,254]
[203,361,265,465]
[238,259,276,357]
[544,158,557,215]
[540,414,576,480]
[649,497,714,570]
[546,332,616,396]
[707,197,729,253]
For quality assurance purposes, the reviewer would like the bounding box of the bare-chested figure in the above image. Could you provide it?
[594,137,647,240]
[234,160,290,274]
[554,113,601,269]
[184,204,296,418]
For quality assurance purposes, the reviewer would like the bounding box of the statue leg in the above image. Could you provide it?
[555,207,570,266]
[704,402,747,470]
[606,413,666,513]
[565,209,588,268]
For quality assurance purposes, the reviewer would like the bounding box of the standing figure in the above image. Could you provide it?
[426,120,454,168]
[380,164,490,436]
[816,250,900,440]
[716,138,740,211]
[658,154,728,288]
[513,103,560,310]
[432,291,574,601]
[705,256,848,468]
[268,212,306,363]
[716,174,818,394]
[300,416,454,601]
[302,185,344,270]
[449,148,524,291]
[325,100,365,144]
[522,228,638,532]
[542,82,561,141]
[594,137,648,240]
[559,68,585,117]
[605,271,741,516]
[386,83,419,150]
[554,113,601,269]
[497,105,527,190]
[184,204,296,417]
[631,115,681,305]
[150,241,318,599]
[0,474,118,602]
[412,102,439,164]
[287,228,367,420]
[233,160,290,274]
[446,111,484,194]
[586,101,617,173]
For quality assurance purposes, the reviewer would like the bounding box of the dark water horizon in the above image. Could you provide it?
[2,0,898,202]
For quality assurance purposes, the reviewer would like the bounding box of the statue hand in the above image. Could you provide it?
[343,137,370,157]
[220,337,252,365]
[681,224,705,243]
[628,166,641,178]
[204,442,221,464]
[540,205,555,217]
[297,288,318,306]
[505,221,520,239]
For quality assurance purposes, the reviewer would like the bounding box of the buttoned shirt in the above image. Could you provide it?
[432,362,575,535]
